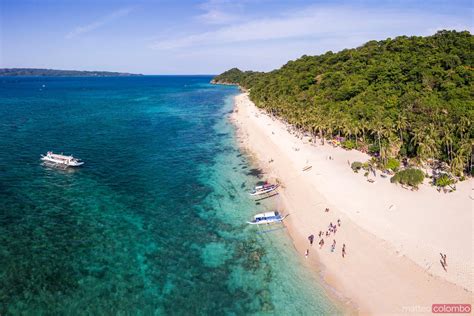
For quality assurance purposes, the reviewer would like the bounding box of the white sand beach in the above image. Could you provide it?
[232,92,473,314]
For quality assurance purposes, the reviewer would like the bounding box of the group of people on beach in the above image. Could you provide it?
[305,209,346,259]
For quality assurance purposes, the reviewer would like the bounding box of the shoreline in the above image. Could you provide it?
[231,92,473,314]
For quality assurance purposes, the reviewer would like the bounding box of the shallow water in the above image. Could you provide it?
[0,76,340,314]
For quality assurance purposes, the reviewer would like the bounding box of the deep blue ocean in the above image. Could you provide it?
[0,76,339,314]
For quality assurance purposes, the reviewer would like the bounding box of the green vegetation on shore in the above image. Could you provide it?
[0,68,142,77]
[390,168,425,189]
[214,31,473,178]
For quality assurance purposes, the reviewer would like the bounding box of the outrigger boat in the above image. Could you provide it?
[250,182,278,196]
[41,151,84,167]
[247,211,287,225]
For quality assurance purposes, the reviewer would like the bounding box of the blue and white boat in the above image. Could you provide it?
[247,211,286,225]
[41,151,84,167]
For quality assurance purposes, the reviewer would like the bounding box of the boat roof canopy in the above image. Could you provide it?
[254,211,278,219]
[49,153,74,159]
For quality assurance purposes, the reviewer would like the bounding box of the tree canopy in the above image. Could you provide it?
[214,30,474,176]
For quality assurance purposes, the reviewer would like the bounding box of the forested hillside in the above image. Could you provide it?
[214,30,473,177]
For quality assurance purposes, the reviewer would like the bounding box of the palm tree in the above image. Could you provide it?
[353,121,361,147]
[371,119,384,157]
[410,127,423,148]
[457,116,471,140]
[395,113,408,143]
[359,119,368,143]
[319,119,328,145]
[459,139,473,175]
[425,124,439,161]
[380,141,389,164]
[411,126,427,160]
[334,112,345,138]
[371,118,392,159]
[309,119,318,140]
[341,117,353,140]
[451,151,465,176]
[412,124,438,169]
[310,115,323,142]
[441,126,454,162]
[325,117,335,141]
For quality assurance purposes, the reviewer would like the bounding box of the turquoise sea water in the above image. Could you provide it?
[0,76,339,314]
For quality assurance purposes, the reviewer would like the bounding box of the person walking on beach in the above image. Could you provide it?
[337,219,341,227]
[305,249,309,258]
[308,234,314,246]
[342,244,346,258]
[440,259,447,271]
[440,253,447,266]
[331,240,336,252]
[319,239,324,249]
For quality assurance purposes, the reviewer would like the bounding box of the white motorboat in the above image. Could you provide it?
[250,183,278,196]
[41,151,84,167]
[247,211,286,225]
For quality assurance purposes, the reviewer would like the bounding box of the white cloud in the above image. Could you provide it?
[197,9,239,25]
[151,5,472,50]
[66,7,133,39]
[195,0,243,25]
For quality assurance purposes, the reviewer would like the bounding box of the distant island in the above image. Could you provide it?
[214,30,473,183]
[0,68,143,77]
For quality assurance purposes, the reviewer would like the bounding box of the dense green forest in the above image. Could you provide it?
[0,68,142,77]
[214,31,473,178]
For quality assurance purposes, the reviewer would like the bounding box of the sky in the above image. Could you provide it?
[0,0,472,74]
